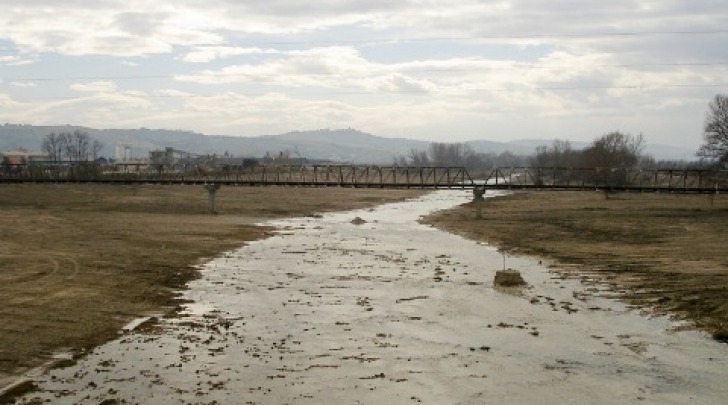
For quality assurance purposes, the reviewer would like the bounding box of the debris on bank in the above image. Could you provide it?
[0,379,36,403]
[350,217,367,225]
[494,269,527,287]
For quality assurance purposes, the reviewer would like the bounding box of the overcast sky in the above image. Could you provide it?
[1,1,727,149]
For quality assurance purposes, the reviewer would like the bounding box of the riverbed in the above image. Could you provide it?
[16,190,728,404]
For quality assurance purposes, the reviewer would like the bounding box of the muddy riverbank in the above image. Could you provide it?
[14,190,728,404]
[423,191,728,341]
[0,184,424,390]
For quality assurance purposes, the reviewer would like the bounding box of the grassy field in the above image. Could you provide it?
[423,191,728,341]
[0,184,424,382]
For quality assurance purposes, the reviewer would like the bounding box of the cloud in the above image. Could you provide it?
[180,46,281,63]
[378,74,431,93]
[0,1,725,148]
[0,90,152,127]
[114,12,167,37]
[0,55,35,66]
[70,81,118,92]
[10,81,37,88]
[172,45,631,114]
[175,46,359,85]
[1,1,725,57]
[0,2,221,56]
[0,93,21,108]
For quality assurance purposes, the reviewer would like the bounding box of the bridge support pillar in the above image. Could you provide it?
[204,183,221,214]
[473,186,486,219]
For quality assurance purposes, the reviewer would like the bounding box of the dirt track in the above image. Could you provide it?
[423,191,728,341]
[0,184,424,385]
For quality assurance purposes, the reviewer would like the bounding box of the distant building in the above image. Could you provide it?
[115,143,133,161]
[262,151,309,165]
[149,147,176,166]
[1,148,49,165]
[216,157,259,168]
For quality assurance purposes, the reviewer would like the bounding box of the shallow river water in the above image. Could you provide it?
[18,190,728,404]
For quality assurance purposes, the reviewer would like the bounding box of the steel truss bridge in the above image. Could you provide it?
[1,163,727,193]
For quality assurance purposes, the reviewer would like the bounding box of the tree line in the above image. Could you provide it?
[531,94,728,169]
[531,131,645,169]
[397,93,728,171]
[41,130,104,162]
[395,131,645,172]
[394,143,528,171]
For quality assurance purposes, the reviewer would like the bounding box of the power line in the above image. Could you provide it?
[0,28,726,54]
[225,29,728,45]
[131,29,728,45]
[4,75,171,82]
[4,61,728,83]
[465,29,728,40]
[6,82,727,102]
[404,61,728,72]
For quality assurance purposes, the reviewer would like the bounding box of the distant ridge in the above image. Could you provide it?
[0,124,696,163]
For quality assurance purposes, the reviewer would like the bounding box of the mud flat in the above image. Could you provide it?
[423,191,728,341]
[14,191,728,404]
[0,184,424,391]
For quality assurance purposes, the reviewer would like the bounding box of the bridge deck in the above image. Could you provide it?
[1,164,727,193]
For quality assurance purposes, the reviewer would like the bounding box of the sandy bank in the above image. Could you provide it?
[423,191,728,341]
[0,184,424,386]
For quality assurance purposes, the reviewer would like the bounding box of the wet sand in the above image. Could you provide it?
[15,191,728,404]
[423,191,728,340]
[0,184,424,394]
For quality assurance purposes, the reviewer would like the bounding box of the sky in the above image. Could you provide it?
[1,1,727,150]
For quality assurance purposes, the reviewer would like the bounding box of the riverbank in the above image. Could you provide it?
[0,184,424,384]
[423,191,728,341]
[15,190,728,404]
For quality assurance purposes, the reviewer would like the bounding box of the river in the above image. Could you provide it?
[17,190,728,404]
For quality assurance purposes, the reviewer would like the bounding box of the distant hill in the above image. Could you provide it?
[0,124,697,163]
[0,125,427,163]
[230,129,430,163]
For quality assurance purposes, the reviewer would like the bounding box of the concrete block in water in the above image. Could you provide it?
[494,269,526,287]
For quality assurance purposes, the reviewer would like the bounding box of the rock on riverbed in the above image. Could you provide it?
[494,269,527,287]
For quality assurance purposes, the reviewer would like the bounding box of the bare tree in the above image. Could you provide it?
[582,131,644,169]
[41,132,65,161]
[396,142,511,171]
[429,142,493,167]
[408,148,430,166]
[92,139,104,160]
[394,142,523,171]
[41,130,102,162]
[393,155,408,166]
[465,151,496,170]
[494,150,518,168]
[697,94,728,165]
[582,131,645,187]
[531,140,577,168]
[65,130,90,161]
[428,143,462,166]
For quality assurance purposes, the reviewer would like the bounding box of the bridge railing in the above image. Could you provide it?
[481,167,728,192]
[2,163,726,192]
[0,163,474,188]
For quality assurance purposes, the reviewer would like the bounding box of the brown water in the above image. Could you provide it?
[16,191,728,404]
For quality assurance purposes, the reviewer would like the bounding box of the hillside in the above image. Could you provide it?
[0,125,428,164]
[0,124,696,163]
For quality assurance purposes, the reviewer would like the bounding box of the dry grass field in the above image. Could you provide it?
[0,184,424,382]
[424,191,728,341]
